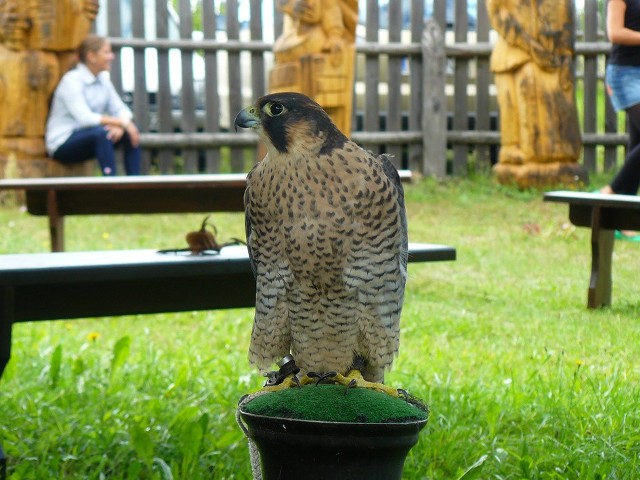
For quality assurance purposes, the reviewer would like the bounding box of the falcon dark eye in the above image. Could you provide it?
[264,102,287,117]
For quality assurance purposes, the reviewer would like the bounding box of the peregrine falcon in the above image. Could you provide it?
[235,92,407,393]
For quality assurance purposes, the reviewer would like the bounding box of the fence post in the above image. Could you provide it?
[421,19,447,178]
[582,0,598,173]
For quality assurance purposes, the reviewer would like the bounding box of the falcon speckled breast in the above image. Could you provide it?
[235,92,408,395]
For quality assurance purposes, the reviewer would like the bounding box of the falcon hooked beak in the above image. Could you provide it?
[234,106,261,130]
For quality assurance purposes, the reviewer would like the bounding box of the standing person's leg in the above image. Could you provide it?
[627,103,640,150]
[601,103,640,238]
[609,103,640,195]
[52,126,117,176]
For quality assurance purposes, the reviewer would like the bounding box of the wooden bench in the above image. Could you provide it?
[0,242,453,380]
[0,171,413,253]
[0,174,247,252]
[544,190,640,308]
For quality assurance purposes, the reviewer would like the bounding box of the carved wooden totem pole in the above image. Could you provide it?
[487,0,587,188]
[0,0,98,179]
[269,0,358,137]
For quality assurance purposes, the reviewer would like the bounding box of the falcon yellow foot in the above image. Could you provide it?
[308,370,401,398]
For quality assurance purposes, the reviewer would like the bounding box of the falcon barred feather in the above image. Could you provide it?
[235,92,407,384]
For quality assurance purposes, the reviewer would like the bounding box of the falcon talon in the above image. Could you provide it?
[312,372,338,386]
[401,392,429,412]
[343,378,358,395]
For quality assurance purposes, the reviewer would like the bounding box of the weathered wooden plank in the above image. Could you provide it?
[178,0,198,171]
[106,0,122,92]
[582,133,628,146]
[474,0,492,171]
[362,0,380,156]
[422,19,447,178]
[452,0,469,175]
[134,129,629,151]
[249,0,266,99]
[130,0,151,172]
[105,37,611,57]
[202,0,222,172]
[105,0,126,172]
[582,0,599,172]
[386,0,403,166]
[155,0,174,173]
[408,0,425,171]
[248,0,266,166]
[433,0,447,30]
[226,0,244,172]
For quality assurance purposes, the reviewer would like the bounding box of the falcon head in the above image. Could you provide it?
[234,92,348,157]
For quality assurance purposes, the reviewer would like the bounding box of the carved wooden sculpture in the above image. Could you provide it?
[269,0,358,137]
[0,0,98,179]
[487,0,587,188]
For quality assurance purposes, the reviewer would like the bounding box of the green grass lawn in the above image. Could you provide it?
[1,174,639,479]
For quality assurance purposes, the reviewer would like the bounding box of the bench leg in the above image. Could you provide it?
[0,287,12,480]
[0,287,14,379]
[588,207,614,308]
[47,189,64,252]
[0,287,15,378]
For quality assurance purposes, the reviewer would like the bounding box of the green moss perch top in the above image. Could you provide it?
[241,385,429,424]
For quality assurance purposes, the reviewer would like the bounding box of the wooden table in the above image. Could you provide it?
[0,171,413,253]
[544,190,640,308]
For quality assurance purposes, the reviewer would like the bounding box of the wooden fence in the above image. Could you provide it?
[97,0,623,177]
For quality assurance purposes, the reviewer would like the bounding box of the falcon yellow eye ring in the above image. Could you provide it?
[263,102,287,117]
